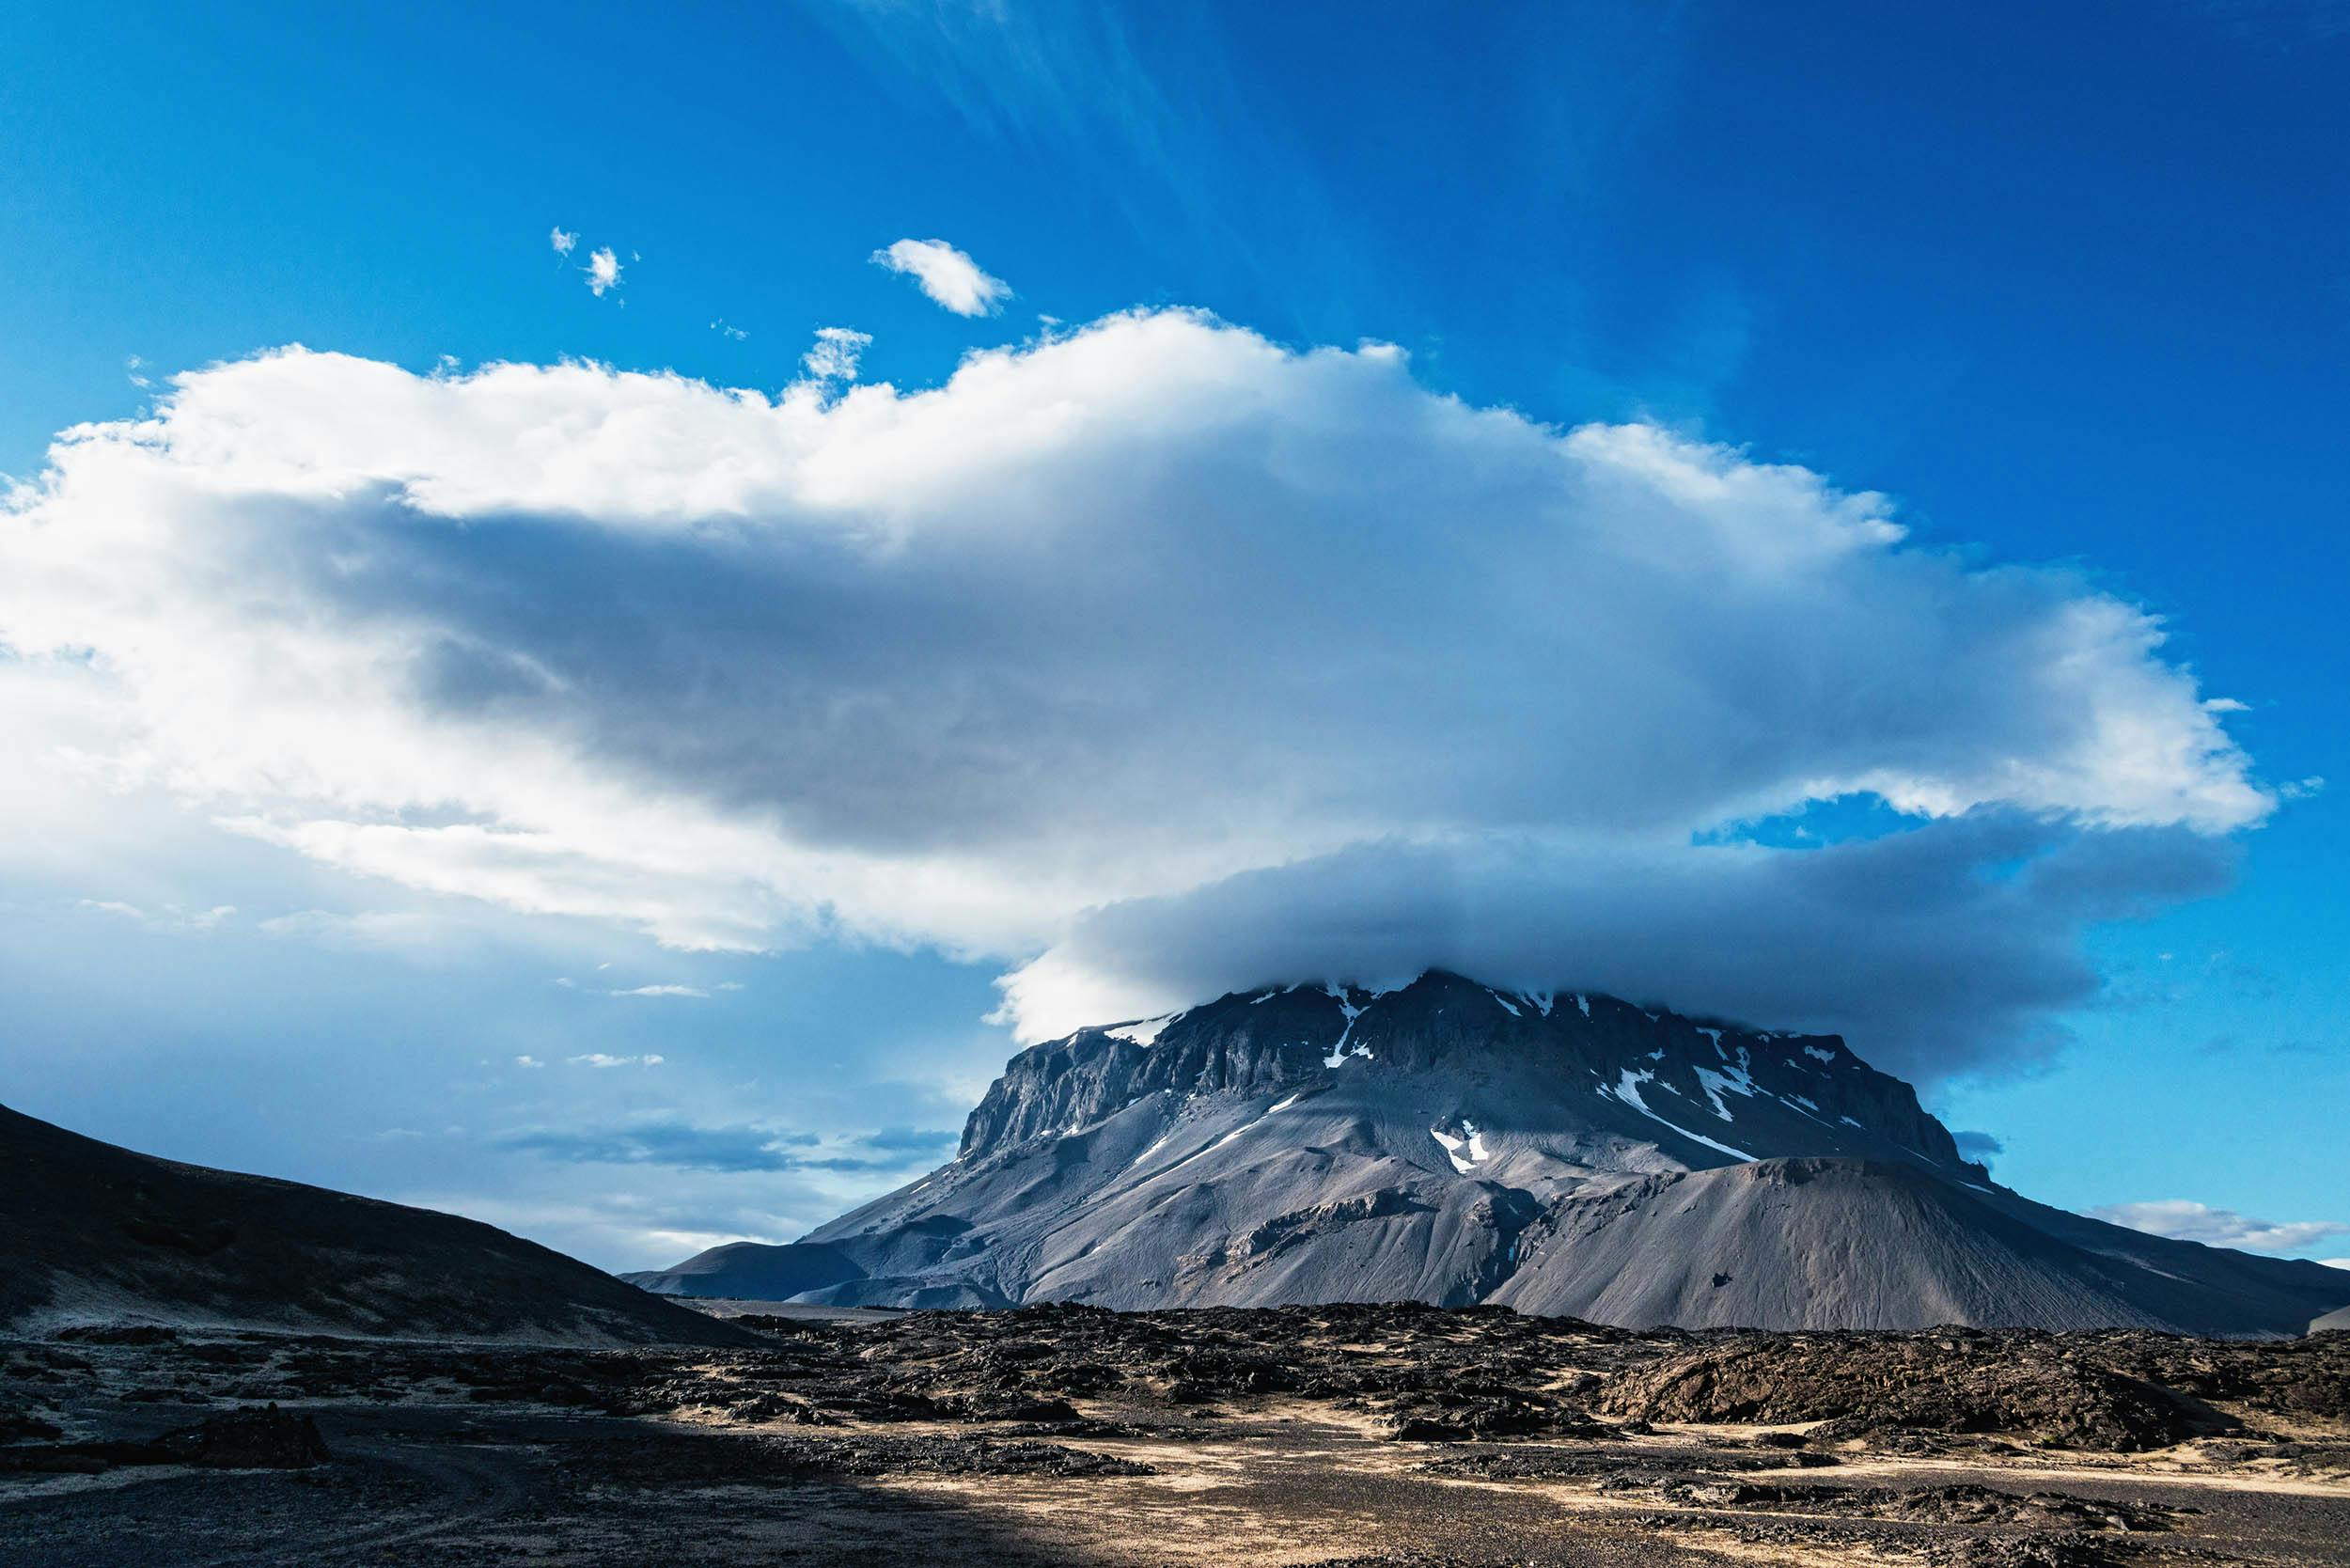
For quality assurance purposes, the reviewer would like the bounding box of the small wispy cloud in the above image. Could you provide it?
[870,238,1009,316]
[77,899,235,932]
[567,1052,666,1068]
[802,325,871,382]
[586,247,623,298]
[515,1055,545,1069]
[549,225,577,257]
[608,984,707,999]
[494,1119,956,1173]
[710,318,748,341]
[2092,1199,2348,1253]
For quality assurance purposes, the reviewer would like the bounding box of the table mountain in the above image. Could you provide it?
[631,971,2348,1334]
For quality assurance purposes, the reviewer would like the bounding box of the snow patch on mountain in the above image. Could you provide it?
[1430,1119,1491,1174]
[1106,1012,1180,1046]
[1607,1068,1756,1161]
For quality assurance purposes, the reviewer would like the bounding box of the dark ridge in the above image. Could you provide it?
[0,1102,753,1347]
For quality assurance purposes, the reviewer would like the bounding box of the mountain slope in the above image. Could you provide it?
[0,1102,751,1345]
[620,1240,865,1302]
[631,972,2350,1334]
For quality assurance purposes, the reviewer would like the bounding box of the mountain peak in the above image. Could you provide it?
[626,973,2350,1333]
[964,971,1964,1177]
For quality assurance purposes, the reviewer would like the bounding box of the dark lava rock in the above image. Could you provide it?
[775,1434,1154,1479]
[55,1325,180,1346]
[1632,1512,2135,1568]
[0,1403,327,1474]
[1418,1447,1837,1482]
[0,1407,64,1443]
[722,1391,839,1425]
[120,1385,199,1403]
[558,1427,1155,1486]
[935,1392,1084,1423]
[155,1404,331,1468]
[1375,1388,1609,1443]
[2088,1329,2350,1421]
[1597,1330,2224,1450]
[1928,1534,2127,1568]
[1641,1478,2175,1532]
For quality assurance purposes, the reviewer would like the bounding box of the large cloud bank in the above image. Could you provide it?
[1,310,2269,1077]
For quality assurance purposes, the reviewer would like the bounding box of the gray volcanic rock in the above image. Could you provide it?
[636,971,2350,1333]
[0,1102,751,1346]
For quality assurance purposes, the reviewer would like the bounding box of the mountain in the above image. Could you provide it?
[630,972,2350,1334]
[621,1239,866,1302]
[0,1102,751,1346]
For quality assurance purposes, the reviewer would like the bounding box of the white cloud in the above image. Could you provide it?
[567,1052,666,1068]
[802,326,871,383]
[607,983,708,998]
[585,247,622,297]
[549,226,577,257]
[0,310,2275,1077]
[711,319,748,341]
[994,822,2242,1069]
[2091,1200,2348,1254]
[2324,1259,2350,1271]
[515,1055,544,1068]
[870,238,1010,315]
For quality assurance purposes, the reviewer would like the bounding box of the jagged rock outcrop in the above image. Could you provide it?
[630,971,2350,1333]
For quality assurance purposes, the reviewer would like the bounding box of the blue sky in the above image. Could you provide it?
[1,0,2343,1271]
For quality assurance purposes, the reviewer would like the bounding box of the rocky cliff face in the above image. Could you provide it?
[630,971,2350,1334]
[959,974,1965,1172]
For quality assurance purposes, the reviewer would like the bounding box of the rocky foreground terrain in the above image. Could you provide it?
[6,1304,2346,1566]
